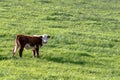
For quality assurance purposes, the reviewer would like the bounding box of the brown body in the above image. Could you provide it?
[12,34,43,58]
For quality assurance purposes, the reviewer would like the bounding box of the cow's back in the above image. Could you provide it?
[16,35,28,44]
[28,36,43,46]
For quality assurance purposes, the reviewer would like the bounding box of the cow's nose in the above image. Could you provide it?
[43,41,47,43]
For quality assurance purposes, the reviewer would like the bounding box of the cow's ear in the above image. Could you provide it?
[47,35,50,38]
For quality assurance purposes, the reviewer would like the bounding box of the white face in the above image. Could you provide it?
[42,34,50,43]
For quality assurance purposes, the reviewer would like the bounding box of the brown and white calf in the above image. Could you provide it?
[12,34,50,58]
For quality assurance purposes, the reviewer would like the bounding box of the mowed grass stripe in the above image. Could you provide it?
[0,0,120,80]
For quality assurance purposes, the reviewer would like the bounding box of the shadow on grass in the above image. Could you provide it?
[45,57,87,65]
[0,55,11,60]
[0,55,18,61]
[44,52,96,65]
[33,0,52,4]
[45,56,104,66]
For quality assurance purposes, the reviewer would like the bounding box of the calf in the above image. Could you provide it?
[12,34,50,58]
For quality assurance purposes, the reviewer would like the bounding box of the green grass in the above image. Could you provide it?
[0,0,120,80]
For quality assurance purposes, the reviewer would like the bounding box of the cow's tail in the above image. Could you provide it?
[12,36,20,57]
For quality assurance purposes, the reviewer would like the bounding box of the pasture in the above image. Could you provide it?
[0,0,120,80]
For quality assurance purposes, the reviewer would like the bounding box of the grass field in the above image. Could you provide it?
[0,0,120,80]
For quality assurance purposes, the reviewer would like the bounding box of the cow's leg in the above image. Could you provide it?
[36,46,39,58]
[32,49,36,57]
[19,46,24,58]
[12,41,19,57]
